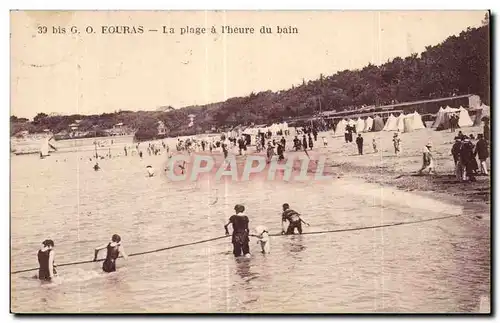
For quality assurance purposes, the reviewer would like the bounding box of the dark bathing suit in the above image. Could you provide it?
[283,209,302,234]
[228,214,250,257]
[37,249,56,281]
[102,243,120,273]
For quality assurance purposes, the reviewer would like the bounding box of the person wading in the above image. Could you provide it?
[37,239,57,282]
[281,203,309,235]
[224,204,250,257]
[93,234,128,273]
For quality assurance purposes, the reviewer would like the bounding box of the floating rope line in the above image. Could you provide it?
[11,213,461,275]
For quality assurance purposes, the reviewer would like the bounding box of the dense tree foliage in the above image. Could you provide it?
[11,23,489,140]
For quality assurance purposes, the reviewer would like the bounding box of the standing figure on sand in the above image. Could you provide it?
[224,204,251,258]
[418,142,435,175]
[393,133,402,155]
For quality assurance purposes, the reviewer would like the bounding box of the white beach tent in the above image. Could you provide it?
[356,118,365,133]
[347,119,356,126]
[457,106,473,127]
[335,119,347,136]
[396,114,406,132]
[431,107,445,128]
[383,114,398,131]
[403,117,414,133]
[364,117,374,132]
[411,111,426,130]
[372,115,384,131]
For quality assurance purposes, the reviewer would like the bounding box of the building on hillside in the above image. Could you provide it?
[107,122,127,136]
[157,121,167,136]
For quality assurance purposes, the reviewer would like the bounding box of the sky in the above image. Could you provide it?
[10,10,487,119]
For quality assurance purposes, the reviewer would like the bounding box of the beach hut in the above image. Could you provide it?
[383,114,398,131]
[364,117,374,132]
[457,106,473,128]
[372,115,384,132]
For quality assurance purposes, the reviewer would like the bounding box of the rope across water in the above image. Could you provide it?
[11,213,461,275]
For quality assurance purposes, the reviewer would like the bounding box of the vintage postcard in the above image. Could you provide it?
[10,10,491,314]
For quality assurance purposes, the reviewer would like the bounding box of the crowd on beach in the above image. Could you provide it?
[85,119,491,183]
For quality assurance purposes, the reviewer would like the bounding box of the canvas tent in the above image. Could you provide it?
[411,111,426,130]
[434,106,473,130]
[431,107,445,128]
[364,117,374,132]
[372,115,384,131]
[396,114,406,132]
[334,119,347,136]
[457,106,473,128]
[403,117,414,133]
[356,118,365,133]
[383,114,398,131]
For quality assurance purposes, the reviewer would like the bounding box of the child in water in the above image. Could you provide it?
[93,234,128,273]
[255,225,270,254]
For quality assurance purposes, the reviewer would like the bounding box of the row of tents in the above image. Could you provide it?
[222,103,490,139]
[333,111,426,136]
[333,105,486,136]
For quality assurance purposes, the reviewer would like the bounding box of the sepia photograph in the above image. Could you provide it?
[9,10,491,314]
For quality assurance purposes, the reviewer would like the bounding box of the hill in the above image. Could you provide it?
[10,22,489,141]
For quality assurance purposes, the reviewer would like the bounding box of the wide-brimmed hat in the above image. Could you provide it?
[425,142,432,147]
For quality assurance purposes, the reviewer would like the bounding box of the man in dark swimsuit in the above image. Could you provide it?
[94,234,128,272]
[224,204,250,257]
[281,203,308,235]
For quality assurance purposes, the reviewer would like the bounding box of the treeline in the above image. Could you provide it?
[11,22,489,140]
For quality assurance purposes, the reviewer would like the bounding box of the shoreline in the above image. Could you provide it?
[330,159,490,215]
